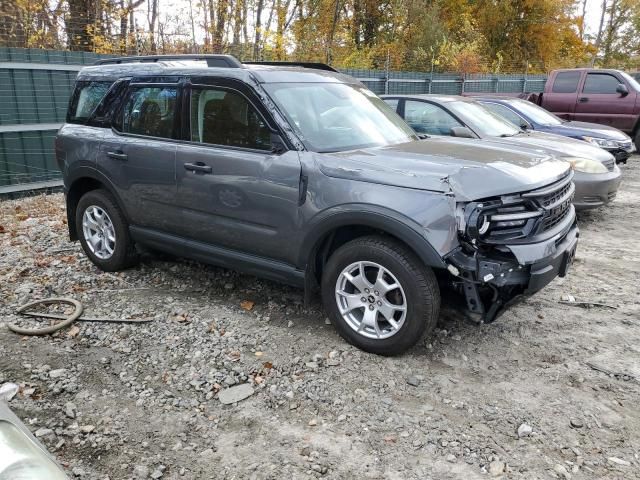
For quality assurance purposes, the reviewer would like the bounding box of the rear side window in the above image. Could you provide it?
[118,86,177,138]
[583,73,620,94]
[383,98,399,112]
[551,72,581,93]
[68,81,112,124]
[190,88,271,150]
[404,100,462,135]
[483,103,524,126]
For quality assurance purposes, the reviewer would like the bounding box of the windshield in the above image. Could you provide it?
[264,83,417,152]
[509,99,563,126]
[447,101,520,137]
[621,72,640,92]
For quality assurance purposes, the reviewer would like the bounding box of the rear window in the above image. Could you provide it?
[67,81,112,124]
[551,72,581,93]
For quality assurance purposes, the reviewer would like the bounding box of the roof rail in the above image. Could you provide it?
[243,61,338,72]
[95,54,243,68]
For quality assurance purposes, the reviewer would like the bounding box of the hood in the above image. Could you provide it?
[545,121,630,141]
[317,137,570,201]
[489,131,615,163]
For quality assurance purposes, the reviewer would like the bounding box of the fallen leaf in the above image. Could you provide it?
[67,325,80,338]
[263,361,273,370]
[384,435,397,443]
[0,225,5,234]
[240,300,254,311]
[15,213,28,221]
[254,351,263,357]
[228,350,241,361]
[59,255,76,263]
[207,321,217,333]
[254,375,264,384]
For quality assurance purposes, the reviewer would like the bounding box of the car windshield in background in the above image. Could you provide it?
[447,101,520,137]
[620,72,640,92]
[264,83,416,152]
[509,99,563,126]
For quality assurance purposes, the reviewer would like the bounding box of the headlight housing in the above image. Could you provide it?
[581,136,617,149]
[566,157,608,174]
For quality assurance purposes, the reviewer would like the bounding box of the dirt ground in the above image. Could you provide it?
[1,157,639,480]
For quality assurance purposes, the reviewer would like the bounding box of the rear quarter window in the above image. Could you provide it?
[551,72,581,94]
[67,81,113,124]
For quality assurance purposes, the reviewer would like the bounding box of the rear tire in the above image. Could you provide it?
[76,189,138,271]
[321,235,440,356]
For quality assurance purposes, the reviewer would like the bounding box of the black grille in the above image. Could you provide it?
[523,173,575,234]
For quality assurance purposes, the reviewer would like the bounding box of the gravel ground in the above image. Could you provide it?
[1,157,639,480]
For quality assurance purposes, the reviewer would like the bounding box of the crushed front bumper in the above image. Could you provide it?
[573,167,622,210]
[446,218,579,323]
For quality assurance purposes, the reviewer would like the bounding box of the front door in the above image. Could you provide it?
[174,83,301,264]
[574,72,637,131]
[96,84,179,232]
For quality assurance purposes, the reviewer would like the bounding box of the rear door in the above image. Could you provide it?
[541,71,581,120]
[174,80,302,264]
[574,72,636,130]
[95,80,180,233]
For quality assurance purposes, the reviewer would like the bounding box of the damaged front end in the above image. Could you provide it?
[446,171,579,323]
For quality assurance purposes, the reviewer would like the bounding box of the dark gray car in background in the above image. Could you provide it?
[56,55,578,355]
[382,94,622,210]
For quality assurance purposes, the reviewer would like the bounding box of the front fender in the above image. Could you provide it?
[298,204,449,270]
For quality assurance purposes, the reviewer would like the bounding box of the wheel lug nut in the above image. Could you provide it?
[374,290,379,296]
[364,288,370,293]
[368,305,374,310]
[377,301,382,306]
[361,297,367,303]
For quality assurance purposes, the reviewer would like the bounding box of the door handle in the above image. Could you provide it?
[578,97,589,103]
[106,150,128,161]
[184,162,212,174]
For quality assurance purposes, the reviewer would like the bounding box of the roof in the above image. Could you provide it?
[77,55,360,85]
[380,94,472,103]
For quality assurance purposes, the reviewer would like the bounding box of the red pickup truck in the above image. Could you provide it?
[530,68,640,150]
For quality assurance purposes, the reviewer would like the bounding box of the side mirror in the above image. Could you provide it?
[616,83,629,96]
[450,126,475,138]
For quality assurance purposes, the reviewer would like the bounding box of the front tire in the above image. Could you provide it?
[321,235,440,356]
[76,189,138,271]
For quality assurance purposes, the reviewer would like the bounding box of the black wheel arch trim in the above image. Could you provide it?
[65,166,131,240]
[298,206,448,271]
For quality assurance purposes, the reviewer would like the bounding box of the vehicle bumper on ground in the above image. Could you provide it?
[573,166,622,210]
[446,212,579,323]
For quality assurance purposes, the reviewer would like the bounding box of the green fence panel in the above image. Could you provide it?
[0,130,59,187]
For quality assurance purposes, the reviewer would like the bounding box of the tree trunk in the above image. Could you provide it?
[591,0,608,66]
[67,0,91,51]
[212,0,229,53]
[148,0,158,53]
[254,0,264,60]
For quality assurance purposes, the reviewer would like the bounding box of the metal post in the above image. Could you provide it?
[384,49,390,95]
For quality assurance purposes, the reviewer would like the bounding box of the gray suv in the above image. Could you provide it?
[56,55,579,355]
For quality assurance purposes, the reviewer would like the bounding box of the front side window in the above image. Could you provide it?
[190,88,271,150]
[583,73,621,94]
[68,81,112,124]
[403,100,462,135]
[119,86,177,138]
[551,71,581,93]
[264,83,416,152]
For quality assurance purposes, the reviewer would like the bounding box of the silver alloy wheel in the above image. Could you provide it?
[82,205,116,260]
[335,261,407,339]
